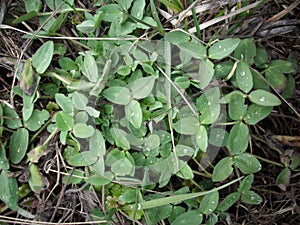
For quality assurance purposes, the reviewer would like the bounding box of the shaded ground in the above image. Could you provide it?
[0,0,299,224]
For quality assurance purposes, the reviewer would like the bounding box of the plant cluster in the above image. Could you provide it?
[0,0,298,224]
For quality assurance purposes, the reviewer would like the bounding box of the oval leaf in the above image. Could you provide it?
[10,128,29,164]
[195,125,208,152]
[212,157,234,182]
[244,104,272,125]
[178,42,206,59]
[199,191,219,215]
[172,210,203,225]
[73,123,95,138]
[125,100,143,129]
[208,38,241,60]
[237,174,254,194]
[217,192,240,212]
[56,111,74,132]
[173,117,200,135]
[236,61,253,93]
[241,190,262,205]
[165,30,191,44]
[82,53,98,82]
[103,86,131,105]
[68,151,99,166]
[248,89,281,106]
[128,76,155,99]
[89,130,106,157]
[234,153,261,174]
[228,122,249,155]
[32,41,54,74]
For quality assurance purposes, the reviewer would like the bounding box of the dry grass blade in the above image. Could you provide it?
[265,0,300,23]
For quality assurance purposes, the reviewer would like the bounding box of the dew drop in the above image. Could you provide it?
[216,65,222,69]
[208,208,212,212]
[259,96,266,102]
[37,121,41,124]
[211,201,215,204]
[218,45,222,49]
[183,149,188,154]
[198,135,202,139]
[240,71,246,76]
[254,111,258,115]
[250,196,255,200]
[131,112,135,116]
[137,12,141,17]
[207,102,211,106]
[0,161,3,164]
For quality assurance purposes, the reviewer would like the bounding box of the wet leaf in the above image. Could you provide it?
[82,53,98,82]
[0,170,19,210]
[236,61,253,93]
[195,125,208,152]
[128,76,155,99]
[208,38,241,60]
[228,122,249,155]
[178,42,206,60]
[212,157,234,182]
[234,153,261,174]
[125,100,143,129]
[89,130,106,157]
[103,86,131,105]
[73,123,95,138]
[173,117,200,135]
[3,105,22,129]
[110,128,130,150]
[165,30,190,44]
[24,109,49,131]
[55,111,74,132]
[241,190,262,205]
[276,167,291,191]
[244,104,272,125]
[172,210,203,225]
[199,191,219,215]
[68,151,98,166]
[237,174,254,194]
[217,192,240,212]
[229,93,247,120]
[131,0,145,19]
[234,38,256,65]
[248,89,281,106]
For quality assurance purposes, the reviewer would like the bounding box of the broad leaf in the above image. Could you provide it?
[195,125,208,152]
[103,86,131,105]
[128,76,155,99]
[10,128,29,164]
[212,157,234,182]
[3,105,22,129]
[0,170,19,210]
[89,130,106,157]
[73,92,88,110]
[165,30,190,44]
[173,117,200,135]
[19,58,36,95]
[236,61,253,93]
[73,123,95,138]
[111,157,133,176]
[82,53,98,82]
[208,38,241,60]
[55,93,73,113]
[178,42,206,60]
[29,164,45,194]
[234,153,261,174]
[125,100,143,129]
[229,93,247,120]
[199,191,219,215]
[228,122,249,155]
[237,174,254,194]
[24,109,49,131]
[76,20,95,33]
[248,89,281,106]
[55,112,73,132]
[241,190,262,205]
[172,210,203,225]
[131,0,145,19]
[244,104,272,125]
[198,59,214,89]
[217,192,240,212]
[68,151,99,166]
[110,128,130,150]
[32,41,54,74]
[234,38,256,65]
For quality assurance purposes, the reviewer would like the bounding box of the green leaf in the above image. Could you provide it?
[234,153,262,174]
[58,57,77,70]
[236,61,253,93]
[165,30,190,44]
[103,86,131,105]
[13,11,38,24]
[208,38,241,60]
[82,53,98,83]
[144,134,160,151]
[9,128,29,164]
[229,93,247,120]
[55,93,73,113]
[198,59,214,89]
[22,92,36,121]
[248,89,281,106]
[254,46,268,68]
[62,169,84,185]
[131,0,145,19]
[3,105,22,129]
[0,170,19,210]
[208,128,227,147]
[265,66,287,92]
[24,109,49,131]
[214,60,234,79]
[0,143,9,170]
[55,112,73,132]
[172,210,203,225]
[128,76,155,99]
[276,167,291,187]
[125,100,143,129]
[25,0,42,13]
[68,151,99,166]
[89,130,106,157]
[110,128,130,150]
[28,164,45,194]
[176,162,194,179]
[174,76,190,89]
[72,92,88,110]
[119,189,138,203]
[199,191,219,215]
[217,192,240,212]
[244,104,272,125]
[73,123,95,138]
[195,125,208,152]
[268,60,295,74]
[282,75,295,99]
[178,42,206,60]
[241,190,262,205]
[175,145,194,157]
[212,157,234,182]
[234,38,256,65]
[76,20,95,33]
[237,174,254,194]
[228,122,249,155]
[32,41,54,74]
[111,157,133,176]
[173,117,200,135]
[99,4,123,22]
